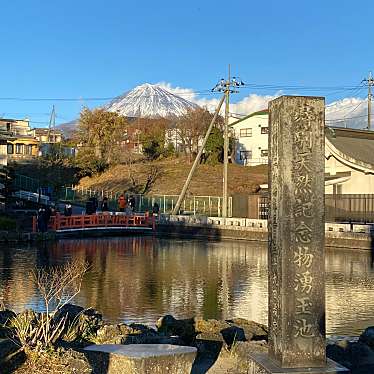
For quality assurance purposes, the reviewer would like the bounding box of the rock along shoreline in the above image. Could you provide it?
[0,304,373,373]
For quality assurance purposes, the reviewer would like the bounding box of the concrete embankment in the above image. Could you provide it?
[157,215,374,250]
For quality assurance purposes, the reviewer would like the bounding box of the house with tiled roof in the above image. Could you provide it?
[325,127,374,194]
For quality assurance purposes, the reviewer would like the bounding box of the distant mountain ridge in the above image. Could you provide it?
[57,83,198,136]
[105,83,198,118]
[57,120,78,138]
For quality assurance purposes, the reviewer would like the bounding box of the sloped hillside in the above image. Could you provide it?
[78,158,268,196]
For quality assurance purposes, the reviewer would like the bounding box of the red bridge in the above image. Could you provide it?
[33,213,156,233]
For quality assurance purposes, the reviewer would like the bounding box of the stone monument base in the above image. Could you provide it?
[84,344,197,374]
[245,352,349,374]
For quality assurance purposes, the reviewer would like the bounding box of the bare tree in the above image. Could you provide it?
[175,108,224,162]
[11,259,89,351]
[141,165,162,194]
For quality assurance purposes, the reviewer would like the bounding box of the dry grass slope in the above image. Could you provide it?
[79,158,268,196]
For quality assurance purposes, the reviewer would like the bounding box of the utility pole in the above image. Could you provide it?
[223,65,230,218]
[48,105,56,143]
[364,72,374,130]
[212,69,244,217]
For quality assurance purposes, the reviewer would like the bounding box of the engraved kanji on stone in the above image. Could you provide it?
[296,297,313,314]
[294,318,316,338]
[294,201,313,218]
[294,153,312,173]
[294,104,319,129]
[295,174,313,196]
[294,246,314,268]
[294,270,313,294]
[294,131,313,152]
[295,221,313,243]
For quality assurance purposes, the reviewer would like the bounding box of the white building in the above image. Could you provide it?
[229,110,269,166]
[230,109,374,195]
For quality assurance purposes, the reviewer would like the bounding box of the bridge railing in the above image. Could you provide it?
[32,213,156,232]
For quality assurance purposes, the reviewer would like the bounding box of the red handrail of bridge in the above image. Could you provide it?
[32,213,156,232]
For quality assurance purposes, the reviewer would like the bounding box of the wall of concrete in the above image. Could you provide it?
[158,215,374,250]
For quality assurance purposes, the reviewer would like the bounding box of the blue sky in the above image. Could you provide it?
[1,0,374,127]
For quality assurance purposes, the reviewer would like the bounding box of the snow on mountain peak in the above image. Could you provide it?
[106,83,198,118]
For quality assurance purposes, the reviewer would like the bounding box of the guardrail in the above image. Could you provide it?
[32,213,156,232]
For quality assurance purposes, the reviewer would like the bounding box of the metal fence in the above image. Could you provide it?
[14,174,40,193]
[62,186,232,217]
[248,193,374,223]
[325,194,374,223]
[12,174,233,217]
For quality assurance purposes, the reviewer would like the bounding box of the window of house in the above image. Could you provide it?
[7,144,14,154]
[261,127,268,134]
[6,123,11,132]
[240,150,252,160]
[25,145,33,155]
[15,144,23,154]
[261,149,268,157]
[239,128,252,137]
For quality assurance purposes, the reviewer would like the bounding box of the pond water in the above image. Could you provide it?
[0,236,373,336]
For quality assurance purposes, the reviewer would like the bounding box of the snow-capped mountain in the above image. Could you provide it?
[106,83,198,118]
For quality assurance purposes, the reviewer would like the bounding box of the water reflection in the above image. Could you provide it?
[0,237,373,335]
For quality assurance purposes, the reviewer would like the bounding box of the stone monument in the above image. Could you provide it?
[246,96,349,373]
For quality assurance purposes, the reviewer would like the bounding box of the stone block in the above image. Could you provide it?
[243,351,349,374]
[84,343,197,374]
[352,224,372,234]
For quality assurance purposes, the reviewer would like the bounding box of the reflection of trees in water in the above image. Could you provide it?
[0,244,38,312]
[1,240,374,335]
[44,238,269,323]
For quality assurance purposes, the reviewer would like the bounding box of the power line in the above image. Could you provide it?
[0,81,369,102]
[242,83,364,91]
[325,114,367,122]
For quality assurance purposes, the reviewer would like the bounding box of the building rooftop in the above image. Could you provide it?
[0,118,29,123]
[229,109,268,127]
[326,127,374,168]
[33,127,63,135]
